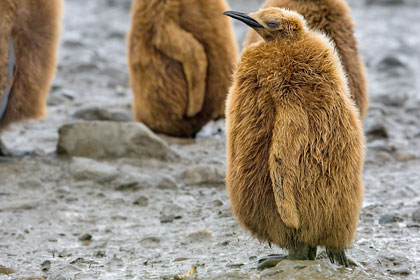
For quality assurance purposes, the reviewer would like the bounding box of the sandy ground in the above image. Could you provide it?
[1,0,420,279]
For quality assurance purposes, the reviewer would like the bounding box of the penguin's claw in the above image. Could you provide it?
[257,254,287,270]
[326,249,349,267]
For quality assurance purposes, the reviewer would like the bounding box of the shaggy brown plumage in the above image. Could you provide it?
[243,0,368,122]
[128,0,238,137]
[0,0,62,132]
[225,8,364,265]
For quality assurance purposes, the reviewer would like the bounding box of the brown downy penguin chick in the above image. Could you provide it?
[128,0,238,137]
[243,0,369,122]
[0,0,63,133]
[225,8,365,266]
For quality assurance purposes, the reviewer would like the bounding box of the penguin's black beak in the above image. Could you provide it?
[223,11,264,29]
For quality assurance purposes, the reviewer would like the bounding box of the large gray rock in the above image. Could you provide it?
[57,122,176,160]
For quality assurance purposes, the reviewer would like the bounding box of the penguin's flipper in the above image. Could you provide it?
[269,113,306,229]
[154,21,208,118]
[269,158,300,229]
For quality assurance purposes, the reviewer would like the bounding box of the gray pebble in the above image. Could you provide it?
[412,208,420,222]
[156,175,179,190]
[79,233,92,241]
[18,179,43,189]
[390,266,411,275]
[182,164,226,185]
[48,271,69,280]
[379,214,403,224]
[133,196,149,207]
[41,260,51,271]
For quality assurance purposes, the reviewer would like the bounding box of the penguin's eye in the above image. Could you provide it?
[265,21,279,29]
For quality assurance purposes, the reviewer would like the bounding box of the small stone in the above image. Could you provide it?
[379,214,403,224]
[182,165,225,185]
[70,157,119,183]
[18,179,43,189]
[73,106,131,122]
[79,233,92,241]
[213,199,223,206]
[174,257,189,262]
[0,200,39,212]
[379,253,395,261]
[366,0,405,6]
[41,260,51,272]
[57,122,177,160]
[47,93,72,106]
[187,230,212,241]
[113,176,143,191]
[227,263,244,268]
[95,250,106,258]
[377,152,393,161]
[0,265,15,275]
[377,55,407,70]
[69,257,85,265]
[156,175,178,190]
[133,196,148,207]
[390,266,411,275]
[396,153,415,162]
[141,236,160,248]
[407,224,420,228]
[48,271,68,280]
[210,272,249,280]
[58,249,71,258]
[412,208,420,222]
[160,215,175,223]
[365,120,389,139]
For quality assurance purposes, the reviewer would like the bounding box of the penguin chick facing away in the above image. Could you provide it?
[243,0,369,122]
[128,0,238,138]
[0,0,63,132]
[225,8,364,267]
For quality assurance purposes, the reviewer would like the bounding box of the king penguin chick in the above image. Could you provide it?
[224,8,365,267]
[128,0,238,137]
[243,0,369,122]
[0,0,63,133]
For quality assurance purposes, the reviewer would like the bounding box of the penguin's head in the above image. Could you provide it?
[224,8,307,42]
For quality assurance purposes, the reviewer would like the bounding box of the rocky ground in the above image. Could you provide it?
[1,0,420,279]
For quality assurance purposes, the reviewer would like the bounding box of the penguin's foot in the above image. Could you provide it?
[257,254,287,270]
[288,243,317,261]
[326,248,349,267]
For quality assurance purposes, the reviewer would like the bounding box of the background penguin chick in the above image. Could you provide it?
[243,0,369,122]
[128,0,238,138]
[0,0,63,132]
[225,8,365,267]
